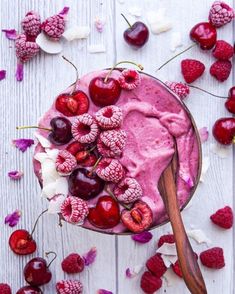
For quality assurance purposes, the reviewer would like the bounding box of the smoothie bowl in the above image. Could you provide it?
[32,66,201,235]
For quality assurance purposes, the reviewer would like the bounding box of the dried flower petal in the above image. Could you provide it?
[131,231,153,243]
[5,210,21,227]
[125,264,143,278]
[95,18,105,33]
[15,63,24,81]
[0,70,6,81]
[8,170,23,180]
[97,290,113,294]
[82,247,97,266]
[59,6,70,17]
[12,138,34,152]
[199,127,209,143]
[2,29,17,40]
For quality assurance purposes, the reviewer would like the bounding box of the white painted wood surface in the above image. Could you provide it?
[0,0,234,293]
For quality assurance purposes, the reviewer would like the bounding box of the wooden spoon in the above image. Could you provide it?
[158,151,207,294]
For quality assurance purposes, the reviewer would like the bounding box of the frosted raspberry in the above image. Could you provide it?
[15,34,40,63]
[119,69,141,90]
[56,150,77,175]
[97,129,127,158]
[21,11,41,37]
[114,177,142,204]
[72,113,99,144]
[56,280,83,294]
[95,105,123,130]
[61,196,89,224]
[209,1,234,27]
[96,158,124,183]
[165,81,190,100]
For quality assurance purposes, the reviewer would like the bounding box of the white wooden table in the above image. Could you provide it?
[0,0,234,293]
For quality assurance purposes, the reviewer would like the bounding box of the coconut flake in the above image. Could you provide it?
[36,32,63,54]
[0,70,6,81]
[42,182,57,198]
[146,9,172,34]
[170,32,183,52]
[210,143,231,158]
[48,194,66,213]
[55,177,68,195]
[200,156,210,182]
[187,229,211,246]
[157,243,178,268]
[62,26,90,41]
[88,44,106,53]
[199,127,209,143]
[34,132,51,148]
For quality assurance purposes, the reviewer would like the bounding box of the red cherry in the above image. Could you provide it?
[212,117,235,145]
[190,22,217,50]
[16,286,42,294]
[9,229,36,255]
[225,86,235,114]
[66,141,85,156]
[88,195,120,229]
[79,153,97,167]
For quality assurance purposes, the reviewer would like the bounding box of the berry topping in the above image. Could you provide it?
[88,195,120,229]
[200,247,225,269]
[190,22,217,50]
[21,11,41,37]
[212,117,235,145]
[121,201,153,233]
[9,229,36,255]
[181,59,205,83]
[61,253,85,274]
[72,114,99,144]
[146,253,167,278]
[210,60,232,82]
[97,129,127,158]
[56,280,83,294]
[0,283,11,294]
[157,234,175,248]
[119,69,141,90]
[96,158,124,183]
[16,286,42,294]
[56,150,77,175]
[61,196,89,224]
[140,271,162,294]
[210,206,233,229]
[114,177,142,204]
[209,1,235,28]
[225,86,235,114]
[68,168,105,199]
[212,40,234,60]
[15,34,40,63]
[41,13,66,40]
[165,81,190,100]
[49,117,72,145]
[95,105,123,130]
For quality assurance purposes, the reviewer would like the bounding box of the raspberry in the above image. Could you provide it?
[72,114,99,144]
[0,283,11,294]
[172,253,198,278]
[165,81,190,100]
[56,280,83,294]
[114,177,142,204]
[209,1,234,28]
[119,69,141,90]
[96,158,124,183]
[21,11,41,37]
[181,59,205,83]
[61,253,85,274]
[56,150,77,175]
[157,234,175,248]
[15,34,40,63]
[140,271,162,294]
[200,247,225,269]
[212,40,234,60]
[95,105,123,130]
[210,60,232,82]
[210,206,233,229]
[146,253,167,278]
[97,129,127,158]
[61,196,89,224]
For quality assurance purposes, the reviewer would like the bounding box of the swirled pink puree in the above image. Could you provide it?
[33,69,200,233]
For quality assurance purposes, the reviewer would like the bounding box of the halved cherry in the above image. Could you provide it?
[66,141,85,156]
[9,229,37,255]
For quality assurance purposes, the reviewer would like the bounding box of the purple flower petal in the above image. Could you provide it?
[15,63,24,81]
[5,210,21,227]
[131,231,153,243]
[83,247,97,266]
[8,170,23,180]
[2,29,17,40]
[97,290,113,294]
[12,138,34,152]
[95,18,105,33]
[126,268,132,278]
[0,70,6,81]
[199,127,209,143]
[59,6,70,16]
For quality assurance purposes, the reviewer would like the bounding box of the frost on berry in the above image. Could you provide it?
[165,81,190,100]
[61,196,89,224]
[119,69,141,90]
[96,158,124,183]
[114,177,142,204]
[21,11,41,37]
[95,105,123,130]
[56,279,83,294]
[41,12,66,40]
[56,150,77,175]
[209,1,235,27]
[15,34,40,63]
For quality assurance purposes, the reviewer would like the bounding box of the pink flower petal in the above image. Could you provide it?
[0,70,6,81]
[12,138,34,152]
[131,231,153,243]
[83,247,97,266]
[59,6,70,16]
[125,268,132,278]
[2,29,17,40]
[97,290,113,294]
[95,18,105,33]
[199,127,209,143]
[15,63,24,81]
[8,170,23,180]
[5,210,21,227]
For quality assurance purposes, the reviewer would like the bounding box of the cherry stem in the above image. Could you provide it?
[88,156,102,175]
[62,55,79,94]
[233,137,235,144]
[105,185,131,210]
[187,84,227,99]
[87,145,96,153]
[157,43,196,71]
[45,251,57,268]
[16,125,52,132]
[121,13,132,28]
[30,209,48,237]
[104,61,144,83]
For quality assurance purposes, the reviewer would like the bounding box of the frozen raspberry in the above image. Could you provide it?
[209,1,234,28]
[181,59,205,83]
[96,158,124,183]
[210,60,232,82]
[15,33,40,63]
[172,253,198,278]
[140,271,162,294]
[97,129,127,158]
[56,280,83,294]
[165,81,190,100]
[210,206,233,229]
[61,196,89,224]
[61,253,85,274]
[72,113,99,144]
[0,283,11,294]
[212,40,234,60]
[119,69,141,90]
[146,253,167,278]
[200,247,225,269]
[21,11,41,37]
[95,105,123,130]
[56,150,77,175]
[157,234,175,248]
[114,177,142,204]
